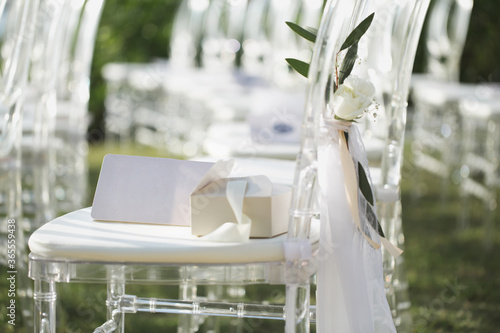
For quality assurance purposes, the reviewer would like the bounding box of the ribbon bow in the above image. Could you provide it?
[201,180,252,242]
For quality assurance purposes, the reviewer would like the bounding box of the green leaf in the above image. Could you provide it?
[286,21,317,43]
[326,73,335,100]
[285,58,310,78]
[338,41,358,85]
[340,13,374,51]
[358,162,385,238]
[305,27,318,37]
[358,162,374,206]
[377,221,385,238]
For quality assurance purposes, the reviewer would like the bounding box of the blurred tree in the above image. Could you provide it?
[460,1,500,83]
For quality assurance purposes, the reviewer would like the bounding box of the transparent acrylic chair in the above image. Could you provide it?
[424,0,474,81]
[410,0,474,201]
[21,0,67,233]
[354,0,430,330]
[0,0,43,329]
[21,0,103,235]
[1,0,40,243]
[26,2,362,333]
[27,160,317,333]
[53,0,105,214]
[0,0,40,226]
[28,0,426,332]
[202,0,321,160]
[101,0,205,149]
[458,95,500,247]
[161,0,253,157]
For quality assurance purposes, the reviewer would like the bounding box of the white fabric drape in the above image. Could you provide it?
[316,122,396,333]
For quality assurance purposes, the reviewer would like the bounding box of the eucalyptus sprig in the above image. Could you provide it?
[285,21,317,43]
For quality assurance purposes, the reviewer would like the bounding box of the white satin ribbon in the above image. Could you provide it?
[381,237,403,258]
[201,180,252,242]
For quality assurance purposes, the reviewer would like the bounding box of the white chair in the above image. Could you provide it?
[28,158,318,333]
[0,0,40,240]
[348,0,431,329]
[0,0,40,228]
[411,80,479,198]
[202,0,321,161]
[27,2,340,333]
[169,0,210,69]
[409,0,474,200]
[19,0,103,248]
[0,0,45,329]
[424,0,474,81]
[53,0,105,214]
[28,1,429,333]
[21,0,68,234]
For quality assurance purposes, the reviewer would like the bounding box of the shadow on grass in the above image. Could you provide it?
[402,169,499,332]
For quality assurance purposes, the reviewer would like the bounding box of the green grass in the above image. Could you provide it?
[401,158,499,332]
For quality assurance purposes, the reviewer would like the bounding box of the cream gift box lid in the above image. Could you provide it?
[91,154,233,226]
[191,175,292,238]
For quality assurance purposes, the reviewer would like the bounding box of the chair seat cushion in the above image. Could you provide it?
[28,207,319,264]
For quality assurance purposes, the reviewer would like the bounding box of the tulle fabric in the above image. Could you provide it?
[316,122,396,333]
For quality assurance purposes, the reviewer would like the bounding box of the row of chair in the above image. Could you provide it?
[410,0,499,243]
[103,0,322,158]
[0,0,104,330]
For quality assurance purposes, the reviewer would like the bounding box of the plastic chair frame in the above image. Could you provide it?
[28,0,430,332]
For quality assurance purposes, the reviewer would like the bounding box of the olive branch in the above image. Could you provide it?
[285,13,374,88]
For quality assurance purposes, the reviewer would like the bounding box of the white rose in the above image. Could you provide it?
[332,76,375,121]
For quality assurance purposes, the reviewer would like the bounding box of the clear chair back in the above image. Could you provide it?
[425,0,473,81]
[291,0,430,330]
[0,0,40,229]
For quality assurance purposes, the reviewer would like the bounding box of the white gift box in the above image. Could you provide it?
[191,175,292,238]
[91,155,290,239]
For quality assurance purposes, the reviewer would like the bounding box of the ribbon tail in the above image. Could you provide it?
[201,180,252,242]
[380,237,403,258]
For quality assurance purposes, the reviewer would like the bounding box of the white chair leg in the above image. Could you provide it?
[33,279,56,333]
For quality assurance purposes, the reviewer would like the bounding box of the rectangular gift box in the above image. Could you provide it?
[191,175,292,238]
[91,154,290,238]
